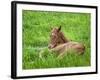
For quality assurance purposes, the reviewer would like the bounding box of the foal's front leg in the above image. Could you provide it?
[57,52,65,59]
[57,49,68,59]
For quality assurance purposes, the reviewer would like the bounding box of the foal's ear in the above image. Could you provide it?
[58,26,61,32]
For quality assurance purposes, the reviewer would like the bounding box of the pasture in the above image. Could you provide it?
[22,10,91,69]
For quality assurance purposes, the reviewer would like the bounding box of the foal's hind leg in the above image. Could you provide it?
[74,44,85,55]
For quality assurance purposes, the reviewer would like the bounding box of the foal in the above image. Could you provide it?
[48,26,85,58]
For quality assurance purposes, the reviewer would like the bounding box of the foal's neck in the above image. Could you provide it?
[59,32,69,43]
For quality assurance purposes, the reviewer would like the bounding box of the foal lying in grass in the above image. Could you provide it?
[48,26,85,58]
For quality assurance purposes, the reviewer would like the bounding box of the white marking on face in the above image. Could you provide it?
[52,33,55,36]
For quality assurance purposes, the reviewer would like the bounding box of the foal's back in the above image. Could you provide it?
[51,41,85,55]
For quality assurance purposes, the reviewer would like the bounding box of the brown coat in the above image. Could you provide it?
[50,41,85,58]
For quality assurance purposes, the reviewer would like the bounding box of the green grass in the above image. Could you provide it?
[22,10,91,69]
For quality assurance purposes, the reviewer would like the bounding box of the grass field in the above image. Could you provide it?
[22,10,91,69]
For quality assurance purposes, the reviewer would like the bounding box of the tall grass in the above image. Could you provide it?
[22,10,91,69]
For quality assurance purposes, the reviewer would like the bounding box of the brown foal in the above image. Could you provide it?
[48,26,85,58]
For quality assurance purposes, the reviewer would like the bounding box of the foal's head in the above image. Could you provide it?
[48,26,68,49]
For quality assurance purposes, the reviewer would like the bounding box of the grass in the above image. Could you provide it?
[22,10,91,69]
